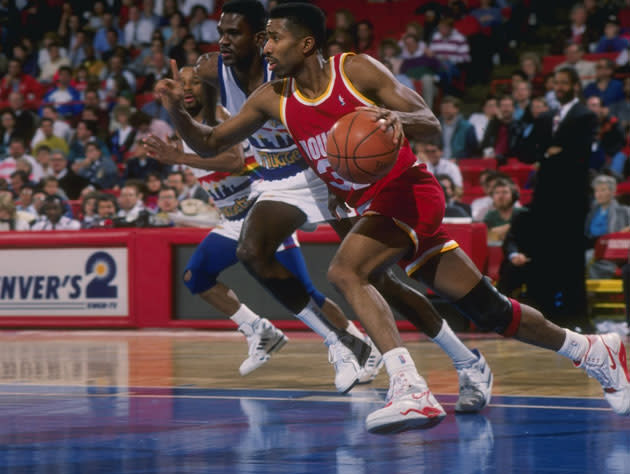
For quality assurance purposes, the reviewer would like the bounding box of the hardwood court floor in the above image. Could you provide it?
[0,330,628,473]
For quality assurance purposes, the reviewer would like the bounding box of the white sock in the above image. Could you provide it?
[557,329,590,363]
[296,298,337,342]
[432,320,477,369]
[345,321,364,340]
[383,347,417,377]
[229,304,260,327]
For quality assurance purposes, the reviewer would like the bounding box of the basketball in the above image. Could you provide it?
[326,110,400,184]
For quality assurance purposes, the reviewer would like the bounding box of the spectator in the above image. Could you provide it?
[585,175,630,278]
[0,194,31,231]
[144,171,162,210]
[34,146,54,177]
[471,169,500,222]
[117,180,148,221]
[9,170,29,197]
[354,20,376,57]
[0,58,43,107]
[68,120,110,164]
[436,173,471,217]
[40,176,69,201]
[609,77,630,130]
[154,185,181,224]
[16,184,37,215]
[0,136,42,182]
[439,96,477,159]
[166,170,190,202]
[101,54,137,99]
[31,105,73,146]
[49,150,91,200]
[586,96,627,176]
[72,142,119,190]
[530,96,550,120]
[468,96,498,143]
[512,81,533,122]
[519,52,544,95]
[109,104,138,164]
[32,118,69,156]
[555,43,596,87]
[41,65,82,118]
[38,41,71,84]
[583,58,624,106]
[88,193,119,228]
[483,178,523,243]
[398,33,441,110]
[124,139,165,181]
[181,167,210,202]
[93,13,124,59]
[497,207,536,296]
[132,109,173,142]
[86,1,107,32]
[31,195,80,230]
[0,110,18,156]
[189,5,219,44]
[415,136,463,190]
[7,92,38,144]
[429,16,470,89]
[161,12,186,50]
[595,15,628,53]
[480,95,520,162]
[124,5,155,49]
[80,191,100,228]
[82,89,110,132]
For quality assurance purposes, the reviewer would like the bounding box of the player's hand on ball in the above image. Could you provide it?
[356,106,404,147]
[154,59,184,110]
[143,134,181,165]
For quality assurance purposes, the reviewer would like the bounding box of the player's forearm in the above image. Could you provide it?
[397,110,441,141]
[169,104,219,157]
[177,150,244,172]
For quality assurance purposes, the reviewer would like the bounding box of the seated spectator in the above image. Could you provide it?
[93,13,124,60]
[519,52,545,95]
[498,207,536,296]
[40,175,69,201]
[0,58,43,108]
[16,157,41,184]
[415,136,463,190]
[49,150,91,200]
[124,5,156,49]
[68,120,110,163]
[132,110,173,142]
[354,20,377,57]
[512,81,533,123]
[429,16,470,90]
[0,194,31,231]
[72,142,119,190]
[34,145,53,178]
[144,171,162,211]
[140,49,170,93]
[38,41,71,84]
[31,195,80,231]
[530,96,550,120]
[436,173,471,217]
[161,12,186,51]
[585,175,630,278]
[31,105,73,146]
[439,96,477,159]
[543,73,561,112]
[82,89,110,132]
[0,110,19,156]
[9,170,29,198]
[188,5,219,44]
[32,118,69,156]
[609,77,630,130]
[87,193,119,228]
[100,54,137,99]
[555,43,596,88]
[586,96,627,176]
[153,185,182,225]
[0,136,42,182]
[471,169,500,222]
[117,181,148,222]
[583,59,624,106]
[124,140,166,181]
[182,167,211,203]
[16,183,36,214]
[79,190,100,228]
[166,170,190,202]
[7,92,38,144]
[483,178,523,243]
[109,104,138,164]
[140,96,173,128]
[479,95,521,163]
[595,15,628,53]
[469,96,498,143]
[41,66,82,118]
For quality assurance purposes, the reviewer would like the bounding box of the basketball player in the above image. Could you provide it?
[148,0,495,414]
[152,65,380,393]
[153,2,629,433]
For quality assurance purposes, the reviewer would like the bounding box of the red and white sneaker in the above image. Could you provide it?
[576,333,630,415]
[365,370,446,434]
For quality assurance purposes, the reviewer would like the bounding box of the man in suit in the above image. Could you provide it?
[521,66,597,325]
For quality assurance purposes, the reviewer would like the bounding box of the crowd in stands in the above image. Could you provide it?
[4,1,630,319]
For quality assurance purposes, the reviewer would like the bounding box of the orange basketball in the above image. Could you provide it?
[326,111,400,184]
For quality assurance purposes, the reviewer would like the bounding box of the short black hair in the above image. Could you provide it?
[555,66,581,87]
[222,0,267,32]
[269,2,326,50]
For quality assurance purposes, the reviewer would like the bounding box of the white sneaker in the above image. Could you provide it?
[365,370,446,434]
[576,333,630,415]
[238,318,288,376]
[328,335,361,394]
[455,349,493,412]
[358,334,383,384]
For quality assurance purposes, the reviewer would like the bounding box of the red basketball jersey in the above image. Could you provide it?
[279,52,416,208]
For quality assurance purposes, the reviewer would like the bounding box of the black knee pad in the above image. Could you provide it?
[453,277,521,336]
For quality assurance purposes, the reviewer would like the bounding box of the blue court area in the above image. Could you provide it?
[0,385,628,474]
